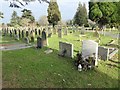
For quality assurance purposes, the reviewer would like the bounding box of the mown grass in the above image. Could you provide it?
[2,31,119,88]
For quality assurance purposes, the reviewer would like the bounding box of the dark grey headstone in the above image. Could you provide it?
[38,29,41,35]
[19,30,21,38]
[42,30,47,46]
[35,29,37,35]
[58,29,62,38]
[31,36,34,42]
[26,31,29,37]
[24,37,29,44]
[37,37,42,48]
[10,30,12,37]
[22,30,24,38]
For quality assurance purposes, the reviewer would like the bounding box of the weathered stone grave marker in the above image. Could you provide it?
[42,29,48,46]
[80,25,86,34]
[58,26,62,38]
[59,41,73,58]
[37,37,42,48]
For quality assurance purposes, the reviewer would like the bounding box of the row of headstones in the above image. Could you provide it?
[2,28,48,45]
[59,40,117,66]
[59,40,98,66]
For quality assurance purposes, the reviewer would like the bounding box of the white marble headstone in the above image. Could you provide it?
[82,40,98,66]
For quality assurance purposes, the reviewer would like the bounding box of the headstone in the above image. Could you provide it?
[80,26,86,34]
[15,34,19,40]
[22,30,24,38]
[26,31,29,37]
[48,27,52,38]
[59,41,73,58]
[82,40,98,66]
[58,28,62,38]
[31,36,34,42]
[93,29,101,43]
[10,30,12,37]
[37,37,42,48]
[53,26,57,34]
[64,27,68,35]
[38,29,41,36]
[14,29,17,35]
[42,29,48,46]
[18,30,21,38]
[30,31,35,42]
[24,37,29,44]
[98,46,109,61]
[35,29,37,35]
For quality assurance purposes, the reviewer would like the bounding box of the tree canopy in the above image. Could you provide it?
[89,1,119,28]
[73,3,88,26]
[0,12,4,19]
[21,9,35,24]
[47,0,61,27]
[10,11,20,27]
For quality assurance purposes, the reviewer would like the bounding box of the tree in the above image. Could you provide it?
[10,11,20,27]
[66,20,73,26]
[47,0,61,27]
[89,1,118,29]
[74,2,88,26]
[6,0,50,8]
[38,15,49,26]
[21,9,35,26]
[0,12,4,18]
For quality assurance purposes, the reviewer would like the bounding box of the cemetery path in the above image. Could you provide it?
[0,43,34,51]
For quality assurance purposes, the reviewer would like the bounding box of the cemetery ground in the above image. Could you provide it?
[2,31,119,88]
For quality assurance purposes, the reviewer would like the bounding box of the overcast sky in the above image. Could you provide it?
[0,0,90,24]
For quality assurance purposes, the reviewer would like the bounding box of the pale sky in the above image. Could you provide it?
[0,0,90,24]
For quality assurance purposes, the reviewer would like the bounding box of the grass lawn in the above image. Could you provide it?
[2,31,119,88]
[0,35,23,44]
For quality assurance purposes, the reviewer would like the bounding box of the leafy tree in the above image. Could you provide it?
[38,15,49,26]
[47,0,61,27]
[7,0,49,8]
[10,11,20,27]
[0,12,4,18]
[66,20,73,26]
[89,1,119,29]
[74,2,88,26]
[21,9,35,26]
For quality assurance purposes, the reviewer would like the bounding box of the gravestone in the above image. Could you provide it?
[22,30,24,38]
[98,46,109,61]
[42,29,48,46]
[64,27,68,35]
[58,28,62,38]
[53,26,57,34]
[30,31,35,42]
[38,29,41,36]
[24,37,29,44]
[80,26,86,34]
[59,41,73,58]
[18,30,21,38]
[48,27,52,38]
[82,40,98,66]
[10,30,12,37]
[93,27,101,43]
[35,29,37,35]
[7,28,8,33]
[37,37,42,48]
[14,29,17,35]
[26,31,29,37]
